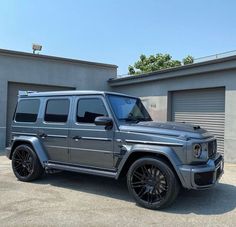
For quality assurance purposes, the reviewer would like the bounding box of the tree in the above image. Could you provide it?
[128,53,194,75]
[183,55,194,65]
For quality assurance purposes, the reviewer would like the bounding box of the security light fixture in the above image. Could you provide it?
[32,44,42,54]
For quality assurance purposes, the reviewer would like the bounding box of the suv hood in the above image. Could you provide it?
[119,121,213,140]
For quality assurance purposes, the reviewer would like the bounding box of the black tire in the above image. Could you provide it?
[127,157,180,210]
[12,144,44,182]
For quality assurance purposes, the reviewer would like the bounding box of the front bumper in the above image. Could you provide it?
[178,153,224,189]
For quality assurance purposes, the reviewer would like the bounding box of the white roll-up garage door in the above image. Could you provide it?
[171,87,225,154]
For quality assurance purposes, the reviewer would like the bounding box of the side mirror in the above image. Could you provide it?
[94,116,113,130]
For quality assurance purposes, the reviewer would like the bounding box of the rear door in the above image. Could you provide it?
[38,96,72,163]
[69,95,114,170]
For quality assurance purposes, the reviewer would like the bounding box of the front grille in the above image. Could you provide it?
[216,167,222,180]
[208,140,217,158]
[214,155,223,166]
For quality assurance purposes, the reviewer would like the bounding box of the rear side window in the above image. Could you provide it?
[44,99,70,123]
[77,98,107,123]
[15,99,40,122]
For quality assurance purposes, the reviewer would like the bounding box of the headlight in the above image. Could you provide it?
[193,144,202,158]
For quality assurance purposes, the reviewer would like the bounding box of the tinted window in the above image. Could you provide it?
[77,98,107,123]
[15,99,40,122]
[45,99,70,123]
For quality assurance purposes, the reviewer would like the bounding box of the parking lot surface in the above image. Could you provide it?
[0,154,235,227]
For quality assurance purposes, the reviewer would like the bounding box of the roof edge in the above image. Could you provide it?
[0,48,118,69]
[109,54,236,85]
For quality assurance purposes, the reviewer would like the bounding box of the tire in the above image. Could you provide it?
[127,157,180,210]
[12,144,44,182]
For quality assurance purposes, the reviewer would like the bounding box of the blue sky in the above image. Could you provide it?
[1,0,236,75]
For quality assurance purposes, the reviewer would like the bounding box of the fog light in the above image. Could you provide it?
[193,144,202,158]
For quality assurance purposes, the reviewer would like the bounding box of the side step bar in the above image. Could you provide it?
[45,162,117,178]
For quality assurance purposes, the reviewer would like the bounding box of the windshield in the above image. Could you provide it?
[107,95,152,123]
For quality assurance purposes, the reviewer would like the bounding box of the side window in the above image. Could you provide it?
[77,98,108,123]
[15,99,40,122]
[44,99,70,123]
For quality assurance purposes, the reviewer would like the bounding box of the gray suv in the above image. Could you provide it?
[6,90,224,209]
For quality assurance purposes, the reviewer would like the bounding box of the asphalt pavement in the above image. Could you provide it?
[0,154,235,227]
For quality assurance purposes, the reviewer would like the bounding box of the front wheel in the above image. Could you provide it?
[12,144,44,182]
[127,157,180,210]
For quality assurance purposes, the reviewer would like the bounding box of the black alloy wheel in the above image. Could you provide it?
[12,145,44,181]
[131,164,168,203]
[127,157,180,209]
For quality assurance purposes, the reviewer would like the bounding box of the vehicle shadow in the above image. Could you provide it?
[35,171,132,201]
[166,183,236,215]
[34,171,236,215]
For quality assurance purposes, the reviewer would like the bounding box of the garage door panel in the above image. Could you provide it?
[172,87,225,154]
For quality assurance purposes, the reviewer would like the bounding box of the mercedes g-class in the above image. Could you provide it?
[6,90,224,209]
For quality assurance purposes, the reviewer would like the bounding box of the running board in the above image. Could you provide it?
[45,162,117,178]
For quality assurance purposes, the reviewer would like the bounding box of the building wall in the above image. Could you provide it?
[110,69,236,163]
[1,49,236,163]
[0,51,117,150]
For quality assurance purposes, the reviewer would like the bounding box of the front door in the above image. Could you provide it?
[69,96,114,170]
[38,97,72,163]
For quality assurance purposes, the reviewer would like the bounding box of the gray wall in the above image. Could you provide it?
[0,51,117,150]
[109,65,236,163]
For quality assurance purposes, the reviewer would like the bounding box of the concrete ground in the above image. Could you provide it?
[0,154,235,227]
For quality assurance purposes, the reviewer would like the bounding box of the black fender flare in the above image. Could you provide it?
[116,144,187,186]
[10,136,48,167]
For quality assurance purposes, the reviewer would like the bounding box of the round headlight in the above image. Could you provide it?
[193,144,202,158]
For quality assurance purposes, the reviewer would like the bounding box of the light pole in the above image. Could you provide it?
[32,44,42,54]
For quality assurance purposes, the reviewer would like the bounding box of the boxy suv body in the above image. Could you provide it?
[6,90,224,209]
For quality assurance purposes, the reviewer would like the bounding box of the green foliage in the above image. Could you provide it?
[183,55,194,65]
[128,53,194,75]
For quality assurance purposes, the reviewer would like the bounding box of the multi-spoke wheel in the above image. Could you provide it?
[127,157,180,209]
[12,145,44,182]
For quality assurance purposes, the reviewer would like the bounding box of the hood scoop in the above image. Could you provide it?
[136,121,204,133]
[193,125,201,130]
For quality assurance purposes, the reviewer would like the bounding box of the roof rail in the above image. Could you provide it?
[18,90,38,96]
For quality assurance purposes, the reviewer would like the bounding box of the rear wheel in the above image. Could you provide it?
[12,144,44,182]
[127,157,180,209]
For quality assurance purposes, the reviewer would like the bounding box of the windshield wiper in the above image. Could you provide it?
[119,117,151,123]
[136,117,152,122]
[119,117,139,123]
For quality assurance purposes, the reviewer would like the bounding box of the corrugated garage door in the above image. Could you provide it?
[171,87,225,154]
[6,82,75,146]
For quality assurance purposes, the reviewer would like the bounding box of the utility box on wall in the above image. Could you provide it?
[140,96,168,122]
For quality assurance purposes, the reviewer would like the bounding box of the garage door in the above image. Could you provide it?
[6,82,75,146]
[171,87,225,154]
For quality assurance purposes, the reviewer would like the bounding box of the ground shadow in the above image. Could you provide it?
[165,183,236,215]
[33,171,236,215]
[35,171,132,201]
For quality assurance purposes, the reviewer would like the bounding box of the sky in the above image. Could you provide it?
[0,0,236,75]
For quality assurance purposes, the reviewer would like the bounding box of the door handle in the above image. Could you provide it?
[39,133,47,139]
[73,136,81,141]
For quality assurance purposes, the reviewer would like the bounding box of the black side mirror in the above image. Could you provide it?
[94,116,113,130]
